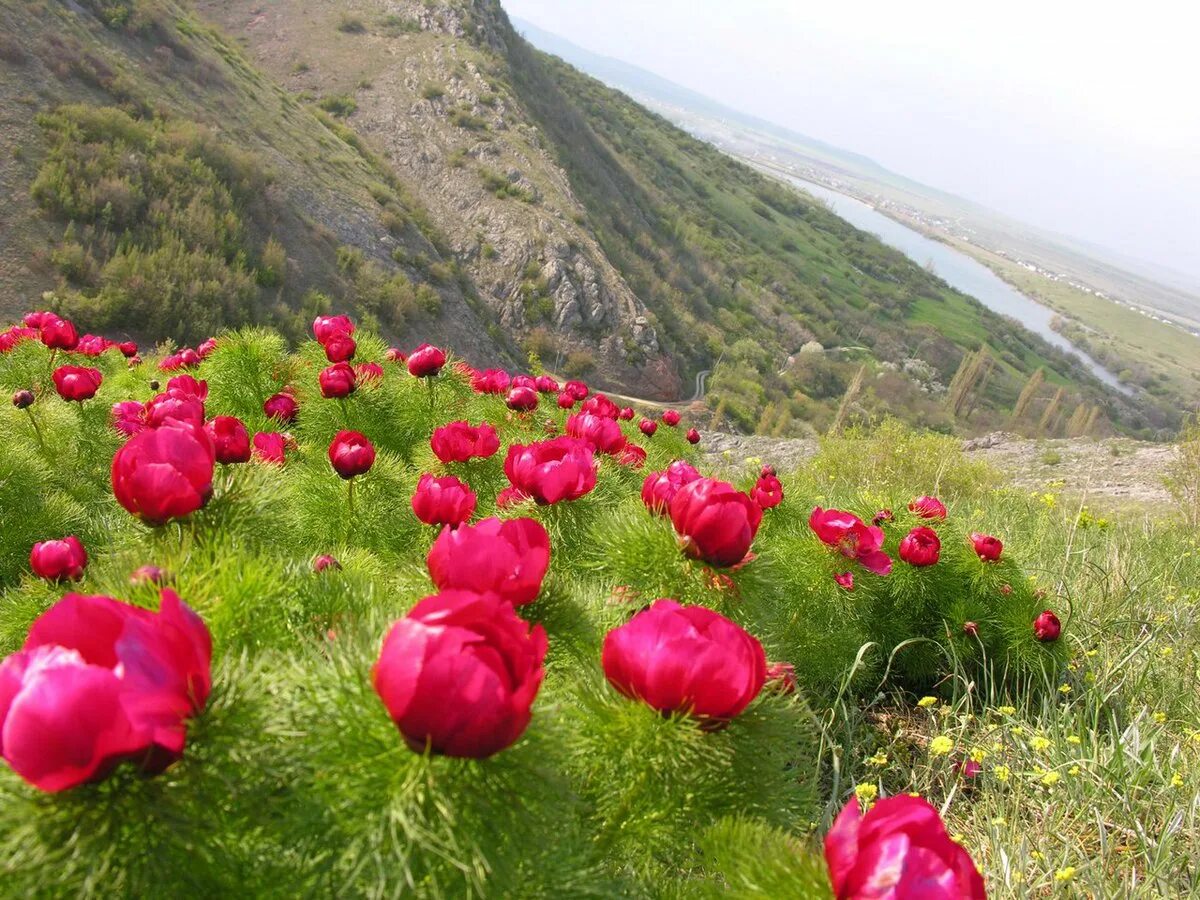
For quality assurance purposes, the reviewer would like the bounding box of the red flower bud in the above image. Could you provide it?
[130,565,169,586]
[909,495,948,519]
[313,554,341,573]
[556,391,576,409]
[356,362,384,383]
[411,473,476,527]
[319,362,357,399]
[503,437,596,505]
[535,374,559,393]
[616,443,647,468]
[205,416,252,464]
[963,621,979,637]
[385,347,406,363]
[431,420,500,463]
[328,430,376,479]
[970,532,1003,561]
[0,590,211,792]
[618,406,634,420]
[29,536,88,582]
[661,409,681,427]
[312,315,355,344]
[602,599,766,721]
[638,419,657,437]
[825,795,986,899]
[372,591,546,758]
[670,478,762,568]
[11,389,34,409]
[144,391,205,429]
[111,423,215,524]
[899,526,941,567]
[323,332,356,363]
[686,427,700,444]
[872,508,894,526]
[427,517,550,606]
[505,385,539,412]
[834,571,854,590]
[263,391,299,423]
[1033,610,1061,642]
[472,368,510,394]
[406,343,446,378]
[765,660,797,694]
[118,341,138,358]
[52,365,102,402]
[196,338,218,359]
[564,380,589,401]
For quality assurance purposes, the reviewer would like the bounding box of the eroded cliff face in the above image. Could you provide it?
[200,0,680,397]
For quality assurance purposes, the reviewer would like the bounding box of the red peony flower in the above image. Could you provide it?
[669,478,762,568]
[1033,610,1061,642]
[165,375,207,402]
[356,362,384,383]
[750,472,784,509]
[117,341,138,358]
[111,423,215,524]
[372,591,547,758]
[29,537,88,582]
[970,532,1003,561]
[252,432,287,465]
[563,380,589,401]
[602,599,766,721]
[263,391,299,423]
[580,393,620,419]
[204,416,251,464]
[75,334,112,356]
[312,314,355,344]
[535,374,559,393]
[641,460,701,515]
[638,419,657,437]
[111,400,147,437]
[872,508,894,526]
[809,508,893,576]
[52,365,102,402]
[319,362,357,398]
[323,332,356,363]
[407,343,446,378]
[510,374,537,391]
[328,430,376,479]
[618,406,635,421]
[0,590,212,792]
[899,526,941,567]
[472,368,511,394]
[385,347,406,363]
[686,427,701,444]
[567,412,627,455]
[39,316,79,350]
[506,385,539,412]
[196,337,217,359]
[824,794,986,900]
[909,495,948,519]
[503,437,597,505]
[662,409,681,427]
[411,473,476,527]
[144,391,206,429]
[430,420,500,463]
[617,443,647,468]
[556,391,576,409]
[427,516,551,605]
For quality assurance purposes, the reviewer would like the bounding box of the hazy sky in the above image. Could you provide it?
[501,0,1200,283]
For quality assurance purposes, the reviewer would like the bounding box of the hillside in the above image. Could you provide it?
[0,0,1163,436]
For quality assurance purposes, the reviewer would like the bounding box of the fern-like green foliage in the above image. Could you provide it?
[0,325,1067,896]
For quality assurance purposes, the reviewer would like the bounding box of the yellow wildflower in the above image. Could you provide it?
[994,765,1010,782]
[997,706,1016,716]
[854,782,878,803]
[917,696,938,708]
[929,736,954,756]
[1030,736,1051,752]
[1058,683,1073,694]
[1041,771,1061,787]
[867,751,888,767]
[1055,867,1077,882]
[1171,773,1185,788]
[1066,735,1082,745]
[1154,711,1167,724]
[1068,765,1081,777]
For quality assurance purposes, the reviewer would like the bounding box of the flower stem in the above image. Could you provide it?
[24,407,45,452]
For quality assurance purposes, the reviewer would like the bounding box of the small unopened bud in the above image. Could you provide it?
[963,621,979,637]
[12,389,35,409]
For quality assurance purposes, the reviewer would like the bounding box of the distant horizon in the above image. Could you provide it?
[502,1,1200,287]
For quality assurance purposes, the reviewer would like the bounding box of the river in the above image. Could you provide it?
[788,177,1130,393]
